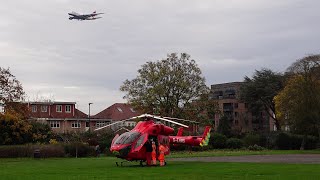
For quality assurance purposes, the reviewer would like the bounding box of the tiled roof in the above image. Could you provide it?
[92,103,139,121]
[26,101,76,105]
[75,109,88,118]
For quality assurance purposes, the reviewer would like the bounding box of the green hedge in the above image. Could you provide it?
[243,133,260,147]
[0,145,33,158]
[226,138,243,149]
[0,144,95,158]
[210,133,227,149]
[64,143,95,157]
[275,132,318,150]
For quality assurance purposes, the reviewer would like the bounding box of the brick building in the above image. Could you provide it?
[210,82,275,133]
[27,102,139,133]
[92,103,140,130]
[27,101,88,133]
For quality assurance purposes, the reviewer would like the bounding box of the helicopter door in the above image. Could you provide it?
[132,133,148,152]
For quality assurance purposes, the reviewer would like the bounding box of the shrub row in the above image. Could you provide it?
[0,143,95,158]
[207,132,319,150]
[275,132,318,150]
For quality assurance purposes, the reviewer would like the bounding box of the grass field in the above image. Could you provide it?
[1,155,320,180]
[168,149,320,158]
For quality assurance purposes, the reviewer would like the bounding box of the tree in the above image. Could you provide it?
[183,92,220,126]
[240,68,284,131]
[0,109,32,145]
[0,68,31,145]
[0,67,24,105]
[274,55,320,149]
[120,53,208,118]
[217,115,231,137]
[29,121,52,143]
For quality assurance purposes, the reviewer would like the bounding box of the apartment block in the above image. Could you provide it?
[210,82,275,133]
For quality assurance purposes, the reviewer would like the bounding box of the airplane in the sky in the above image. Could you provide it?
[68,11,104,20]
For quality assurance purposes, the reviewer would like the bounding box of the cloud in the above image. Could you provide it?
[1,0,320,114]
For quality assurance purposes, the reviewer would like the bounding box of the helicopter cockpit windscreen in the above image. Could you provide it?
[114,131,141,145]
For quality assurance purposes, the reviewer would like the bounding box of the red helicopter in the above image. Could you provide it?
[95,114,211,166]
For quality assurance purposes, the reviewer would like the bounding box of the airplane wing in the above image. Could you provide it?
[91,13,104,16]
[86,17,102,20]
[68,11,80,17]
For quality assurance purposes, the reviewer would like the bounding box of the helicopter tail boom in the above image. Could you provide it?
[169,126,211,146]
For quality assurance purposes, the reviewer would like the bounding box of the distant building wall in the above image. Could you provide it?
[210,82,275,133]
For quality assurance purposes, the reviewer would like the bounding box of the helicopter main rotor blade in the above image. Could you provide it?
[94,116,138,131]
[152,115,189,128]
[163,117,199,124]
[94,114,152,131]
[94,120,125,131]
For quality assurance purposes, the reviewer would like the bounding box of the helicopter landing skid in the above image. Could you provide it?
[115,161,127,167]
[115,160,146,167]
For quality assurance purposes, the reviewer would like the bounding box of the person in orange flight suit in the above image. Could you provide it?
[151,141,157,165]
[158,142,167,166]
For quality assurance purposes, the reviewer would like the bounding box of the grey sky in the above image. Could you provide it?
[1,0,319,114]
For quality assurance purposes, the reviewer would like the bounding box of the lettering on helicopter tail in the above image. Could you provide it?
[173,138,185,143]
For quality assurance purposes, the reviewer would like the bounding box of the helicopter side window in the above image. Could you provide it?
[114,132,141,145]
[134,134,147,149]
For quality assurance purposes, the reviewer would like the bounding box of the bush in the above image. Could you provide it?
[243,133,260,147]
[64,143,95,157]
[262,132,278,149]
[275,132,318,150]
[210,133,227,149]
[276,132,299,149]
[191,145,212,151]
[226,138,243,149]
[0,144,65,158]
[38,145,65,158]
[248,144,265,151]
[0,145,33,158]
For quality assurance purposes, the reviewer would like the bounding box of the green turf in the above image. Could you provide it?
[168,149,320,158]
[1,157,319,180]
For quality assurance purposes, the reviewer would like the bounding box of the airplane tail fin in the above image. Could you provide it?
[177,127,183,136]
[199,126,211,147]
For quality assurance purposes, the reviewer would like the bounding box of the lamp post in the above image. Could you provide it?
[88,103,93,132]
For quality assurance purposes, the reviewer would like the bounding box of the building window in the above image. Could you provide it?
[41,105,48,112]
[244,103,248,108]
[117,107,123,112]
[32,105,37,112]
[234,103,238,109]
[56,105,62,112]
[65,105,71,113]
[71,121,81,128]
[96,121,110,128]
[50,121,60,128]
[235,112,238,118]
